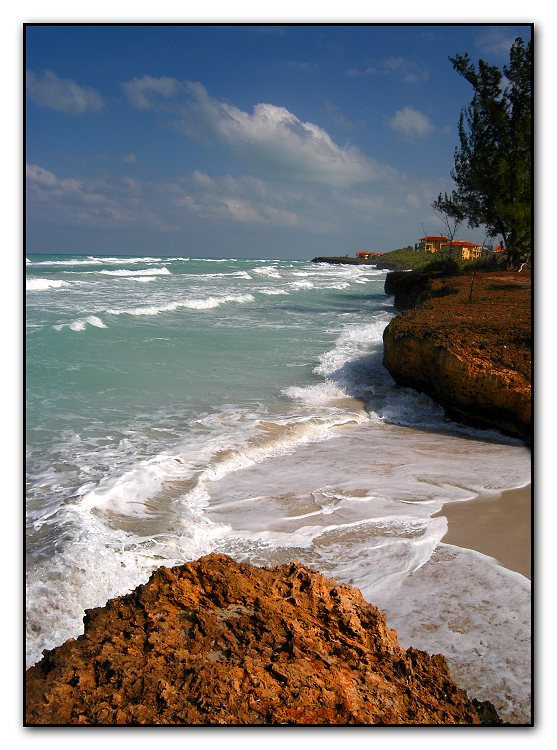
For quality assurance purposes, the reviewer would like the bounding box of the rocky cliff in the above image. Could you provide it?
[25,554,501,726]
[383,270,531,442]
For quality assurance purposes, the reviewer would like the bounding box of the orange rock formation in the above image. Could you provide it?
[383,270,531,442]
[25,554,501,726]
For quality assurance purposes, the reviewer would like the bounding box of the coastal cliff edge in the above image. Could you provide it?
[382,269,531,442]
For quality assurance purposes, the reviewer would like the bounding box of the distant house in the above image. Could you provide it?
[441,240,484,261]
[416,236,449,253]
[416,236,485,260]
[356,251,384,260]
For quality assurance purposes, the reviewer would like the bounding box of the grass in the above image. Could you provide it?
[378,247,508,273]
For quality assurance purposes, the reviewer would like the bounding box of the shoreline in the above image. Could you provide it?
[434,484,531,579]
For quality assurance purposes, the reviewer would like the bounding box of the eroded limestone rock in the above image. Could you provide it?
[25,554,501,726]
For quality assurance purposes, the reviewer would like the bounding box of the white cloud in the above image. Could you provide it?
[26,70,104,116]
[26,163,83,192]
[121,75,183,110]
[388,106,435,139]
[175,171,304,228]
[174,82,383,187]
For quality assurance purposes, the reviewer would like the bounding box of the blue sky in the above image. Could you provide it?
[25,23,532,259]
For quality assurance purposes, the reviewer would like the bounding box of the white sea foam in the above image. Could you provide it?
[106,293,254,317]
[252,266,281,277]
[54,315,107,332]
[27,278,69,291]
[371,543,531,723]
[259,289,289,295]
[321,282,351,289]
[284,317,391,408]
[97,266,171,276]
[78,411,366,521]
[315,319,388,378]
[283,381,350,405]
[188,271,252,279]
[30,256,163,266]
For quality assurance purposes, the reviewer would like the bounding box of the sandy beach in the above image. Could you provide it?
[435,484,531,578]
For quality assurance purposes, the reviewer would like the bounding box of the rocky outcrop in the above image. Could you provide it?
[383,271,531,442]
[384,268,457,308]
[25,554,501,726]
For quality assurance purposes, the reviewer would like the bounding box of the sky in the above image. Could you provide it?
[26,23,532,259]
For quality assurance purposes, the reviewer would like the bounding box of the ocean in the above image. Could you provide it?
[25,253,531,722]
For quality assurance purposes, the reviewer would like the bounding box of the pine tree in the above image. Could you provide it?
[434,37,532,269]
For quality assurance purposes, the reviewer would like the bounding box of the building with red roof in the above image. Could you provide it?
[416,236,486,260]
[416,236,449,253]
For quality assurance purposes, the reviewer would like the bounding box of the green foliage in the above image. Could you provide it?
[378,245,506,273]
[464,253,507,272]
[435,37,532,269]
[378,247,434,269]
[422,253,460,275]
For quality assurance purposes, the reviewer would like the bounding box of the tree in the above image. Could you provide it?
[432,191,465,258]
[434,37,532,269]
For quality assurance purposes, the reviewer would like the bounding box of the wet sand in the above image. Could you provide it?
[434,484,532,579]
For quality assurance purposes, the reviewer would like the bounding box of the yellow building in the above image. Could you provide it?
[417,236,449,253]
[417,236,484,260]
[443,241,484,260]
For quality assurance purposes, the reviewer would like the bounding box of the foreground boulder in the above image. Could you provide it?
[26,554,500,725]
[383,270,531,442]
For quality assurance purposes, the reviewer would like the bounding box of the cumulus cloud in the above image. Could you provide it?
[388,106,434,139]
[173,81,382,187]
[121,75,183,110]
[118,76,394,187]
[26,70,104,116]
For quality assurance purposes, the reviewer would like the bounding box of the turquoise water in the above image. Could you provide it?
[26,253,531,721]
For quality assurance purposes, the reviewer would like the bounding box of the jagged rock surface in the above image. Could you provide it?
[25,554,500,726]
[383,270,531,442]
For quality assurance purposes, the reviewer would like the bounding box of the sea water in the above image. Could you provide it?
[26,253,531,722]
